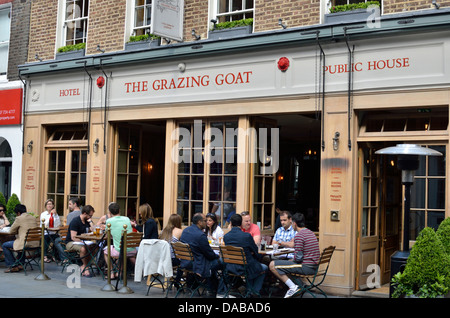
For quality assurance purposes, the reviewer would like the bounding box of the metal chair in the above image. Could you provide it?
[287,245,336,298]
[170,241,208,298]
[219,245,261,298]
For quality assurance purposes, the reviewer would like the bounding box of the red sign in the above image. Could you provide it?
[0,89,22,125]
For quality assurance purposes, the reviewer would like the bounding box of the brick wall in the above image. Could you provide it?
[184,0,209,42]
[7,0,30,81]
[383,0,450,13]
[87,0,126,54]
[25,0,450,63]
[254,0,320,32]
[27,0,57,62]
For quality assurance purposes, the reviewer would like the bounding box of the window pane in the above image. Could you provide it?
[427,211,445,231]
[428,179,445,209]
[410,178,425,209]
[191,176,203,200]
[177,175,189,199]
[410,211,425,240]
[209,176,222,201]
[428,146,445,176]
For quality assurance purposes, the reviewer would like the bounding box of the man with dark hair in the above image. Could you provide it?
[269,212,320,298]
[223,213,267,296]
[2,204,39,273]
[65,204,96,276]
[272,210,296,249]
[66,197,82,226]
[179,212,222,296]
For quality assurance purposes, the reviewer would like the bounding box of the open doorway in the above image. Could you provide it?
[115,121,166,225]
[261,113,321,232]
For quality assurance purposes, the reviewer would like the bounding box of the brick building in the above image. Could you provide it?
[0,0,31,201]
[18,0,450,296]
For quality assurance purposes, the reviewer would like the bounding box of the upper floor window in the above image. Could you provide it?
[133,0,152,36]
[328,0,382,11]
[0,6,11,78]
[63,0,89,46]
[215,0,254,23]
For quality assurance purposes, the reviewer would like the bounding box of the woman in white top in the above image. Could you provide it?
[206,213,224,244]
[40,199,61,262]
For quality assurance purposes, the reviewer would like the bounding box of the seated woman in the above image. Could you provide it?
[159,214,183,266]
[205,213,224,244]
[131,203,159,239]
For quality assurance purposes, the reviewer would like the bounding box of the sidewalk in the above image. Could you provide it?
[0,261,166,298]
[0,259,384,299]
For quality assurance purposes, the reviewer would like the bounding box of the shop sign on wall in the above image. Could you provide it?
[0,89,22,125]
[152,0,184,42]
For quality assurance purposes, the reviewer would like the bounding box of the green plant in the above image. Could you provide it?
[6,193,20,224]
[0,192,6,207]
[212,18,253,31]
[436,217,450,255]
[128,34,161,43]
[57,42,86,53]
[391,227,450,298]
[329,1,380,13]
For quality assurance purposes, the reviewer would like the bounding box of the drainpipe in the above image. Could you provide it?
[343,26,363,151]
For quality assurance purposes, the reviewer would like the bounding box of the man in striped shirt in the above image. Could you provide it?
[269,212,320,298]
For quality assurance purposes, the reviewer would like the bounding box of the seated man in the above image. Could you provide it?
[223,213,267,296]
[179,212,222,296]
[104,202,137,279]
[272,210,297,258]
[269,212,320,298]
[65,204,96,277]
[240,211,261,246]
[2,204,39,273]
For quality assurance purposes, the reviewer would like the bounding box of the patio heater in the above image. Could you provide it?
[375,144,442,296]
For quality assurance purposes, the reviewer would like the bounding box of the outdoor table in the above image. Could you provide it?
[74,232,106,278]
[210,244,294,258]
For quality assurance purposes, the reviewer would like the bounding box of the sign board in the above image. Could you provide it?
[151,0,184,42]
[0,89,22,125]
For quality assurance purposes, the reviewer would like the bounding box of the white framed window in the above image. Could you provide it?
[325,0,382,12]
[133,0,152,36]
[56,0,89,49]
[64,0,89,46]
[0,5,11,79]
[211,0,254,23]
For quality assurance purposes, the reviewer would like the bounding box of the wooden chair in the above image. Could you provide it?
[8,227,42,275]
[111,231,142,282]
[170,241,208,298]
[219,245,262,298]
[287,245,336,298]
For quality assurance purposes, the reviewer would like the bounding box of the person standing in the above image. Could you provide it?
[2,204,39,273]
[269,212,320,298]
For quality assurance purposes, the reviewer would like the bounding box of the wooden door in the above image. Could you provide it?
[379,155,401,284]
[356,146,380,289]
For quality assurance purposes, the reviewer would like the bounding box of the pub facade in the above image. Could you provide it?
[19,0,450,296]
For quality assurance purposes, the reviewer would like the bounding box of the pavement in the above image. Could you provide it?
[0,257,388,301]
